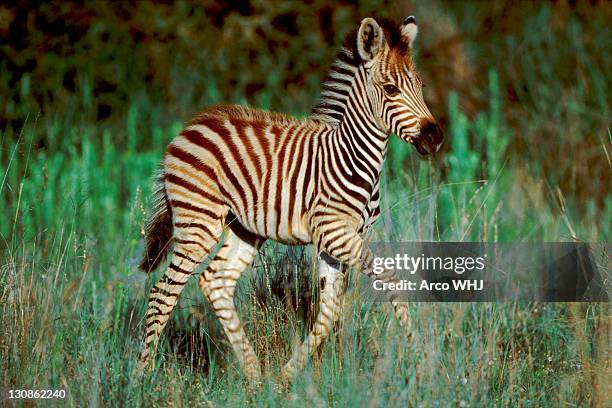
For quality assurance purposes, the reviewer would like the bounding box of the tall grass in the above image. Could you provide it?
[1,85,609,405]
[1,220,609,406]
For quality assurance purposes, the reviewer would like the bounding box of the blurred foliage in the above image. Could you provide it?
[0,0,611,239]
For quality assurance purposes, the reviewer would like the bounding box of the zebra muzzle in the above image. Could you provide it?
[413,122,444,156]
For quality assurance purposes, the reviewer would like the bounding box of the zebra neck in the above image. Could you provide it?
[323,67,389,192]
[312,51,388,152]
[332,114,388,187]
[312,49,390,189]
[311,47,360,125]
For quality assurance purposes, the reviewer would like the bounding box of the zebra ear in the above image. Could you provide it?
[357,18,384,61]
[401,15,418,48]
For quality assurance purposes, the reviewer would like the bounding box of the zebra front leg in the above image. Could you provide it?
[280,254,347,382]
[321,225,411,331]
[358,186,411,330]
[360,245,412,332]
[321,226,411,331]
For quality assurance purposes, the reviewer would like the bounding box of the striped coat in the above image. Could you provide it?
[137,15,443,384]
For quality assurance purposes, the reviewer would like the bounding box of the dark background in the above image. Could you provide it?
[1,1,610,210]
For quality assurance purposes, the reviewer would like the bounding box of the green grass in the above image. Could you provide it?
[1,233,609,406]
[1,1,611,406]
[1,94,609,405]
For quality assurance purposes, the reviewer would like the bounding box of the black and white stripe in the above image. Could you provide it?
[137,16,443,384]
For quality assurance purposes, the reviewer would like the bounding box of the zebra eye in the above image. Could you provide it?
[383,84,400,96]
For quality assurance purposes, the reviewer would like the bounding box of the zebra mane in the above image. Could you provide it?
[190,104,323,130]
[311,17,410,126]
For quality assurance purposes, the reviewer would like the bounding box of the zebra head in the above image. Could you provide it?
[356,16,444,156]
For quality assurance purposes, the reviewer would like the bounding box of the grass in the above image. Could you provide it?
[1,235,609,406]
[1,97,609,405]
[1,1,611,406]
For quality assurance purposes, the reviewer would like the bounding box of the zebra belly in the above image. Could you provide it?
[228,198,311,245]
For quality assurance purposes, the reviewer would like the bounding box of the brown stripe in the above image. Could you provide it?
[167,263,191,276]
[258,125,275,235]
[174,222,216,239]
[146,328,159,337]
[170,200,218,220]
[154,286,179,298]
[182,127,248,211]
[174,238,205,250]
[146,307,168,317]
[284,129,303,238]
[232,120,261,225]
[146,318,165,328]
[174,251,199,264]
[274,128,294,237]
[150,296,174,308]
[331,246,352,260]
[233,120,262,181]
[222,119,259,221]
[167,145,218,183]
[165,173,222,205]
[301,130,315,216]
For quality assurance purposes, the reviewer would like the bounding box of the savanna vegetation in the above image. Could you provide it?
[0,1,610,406]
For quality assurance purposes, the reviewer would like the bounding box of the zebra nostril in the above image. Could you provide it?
[417,122,444,154]
[419,124,433,142]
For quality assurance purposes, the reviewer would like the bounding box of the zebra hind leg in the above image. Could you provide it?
[280,253,347,383]
[138,218,224,372]
[198,224,263,384]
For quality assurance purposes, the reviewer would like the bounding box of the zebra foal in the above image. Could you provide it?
[137,15,444,383]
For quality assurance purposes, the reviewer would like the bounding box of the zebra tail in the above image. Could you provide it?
[139,171,173,272]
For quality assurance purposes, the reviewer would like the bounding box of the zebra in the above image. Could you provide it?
[137,15,444,383]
